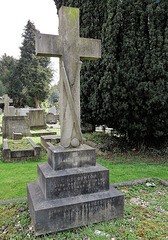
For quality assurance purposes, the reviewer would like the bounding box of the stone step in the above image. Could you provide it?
[48,144,96,170]
[27,182,124,236]
[37,163,110,199]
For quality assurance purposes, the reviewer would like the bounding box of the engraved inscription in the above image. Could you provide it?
[48,198,117,221]
[49,171,108,197]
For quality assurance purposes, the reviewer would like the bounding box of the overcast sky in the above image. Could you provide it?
[0,0,59,84]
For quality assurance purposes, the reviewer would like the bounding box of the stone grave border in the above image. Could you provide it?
[0,177,167,205]
[40,135,96,152]
[2,137,41,160]
[40,135,61,151]
[30,129,57,137]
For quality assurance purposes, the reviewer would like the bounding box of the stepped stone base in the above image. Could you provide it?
[48,144,96,170]
[27,182,124,236]
[27,145,124,235]
[37,163,110,199]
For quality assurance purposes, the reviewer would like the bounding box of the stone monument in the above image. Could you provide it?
[0,94,13,116]
[27,6,124,235]
[48,106,56,115]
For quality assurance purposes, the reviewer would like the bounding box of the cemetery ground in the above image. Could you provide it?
[0,133,168,239]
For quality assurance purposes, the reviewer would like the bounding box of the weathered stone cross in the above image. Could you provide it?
[0,94,13,116]
[35,6,101,148]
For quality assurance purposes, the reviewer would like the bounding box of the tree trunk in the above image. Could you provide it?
[35,96,40,108]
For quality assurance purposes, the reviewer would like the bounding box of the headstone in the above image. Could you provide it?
[0,108,2,115]
[28,109,46,129]
[0,94,13,116]
[16,108,30,116]
[48,106,56,115]
[2,116,30,138]
[27,6,124,235]
[46,112,57,124]
[8,106,16,116]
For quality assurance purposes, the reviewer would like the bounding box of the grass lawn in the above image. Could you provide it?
[97,154,168,184]
[0,136,48,200]
[0,154,47,201]
[0,150,168,201]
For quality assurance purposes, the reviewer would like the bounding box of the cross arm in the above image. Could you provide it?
[35,31,62,57]
[79,38,101,60]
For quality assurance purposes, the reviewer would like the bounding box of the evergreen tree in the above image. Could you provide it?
[19,20,52,107]
[101,0,168,145]
[0,80,6,96]
[0,54,23,106]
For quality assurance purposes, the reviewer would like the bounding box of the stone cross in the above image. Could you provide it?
[35,6,101,148]
[0,94,13,116]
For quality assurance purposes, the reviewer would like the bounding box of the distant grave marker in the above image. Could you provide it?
[0,94,13,116]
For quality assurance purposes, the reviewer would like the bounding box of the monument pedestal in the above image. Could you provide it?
[27,145,124,235]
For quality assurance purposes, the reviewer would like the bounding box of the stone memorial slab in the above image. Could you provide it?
[27,6,124,236]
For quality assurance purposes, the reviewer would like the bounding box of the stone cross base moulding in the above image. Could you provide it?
[27,6,124,235]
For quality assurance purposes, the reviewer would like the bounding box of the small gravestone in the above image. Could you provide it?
[48,106,56,115]
[27,6,124,235]
[46,112,57,124]
[8,106,16,116]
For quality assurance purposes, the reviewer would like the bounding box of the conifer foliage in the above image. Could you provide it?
[19,20,52,108]
[54,0,168,146]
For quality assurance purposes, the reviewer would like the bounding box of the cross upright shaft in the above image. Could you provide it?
[35,6,101,148]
